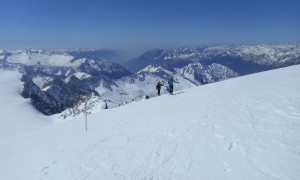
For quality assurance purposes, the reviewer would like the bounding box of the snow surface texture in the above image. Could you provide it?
[0,70,52,138]
[0,65,299,179]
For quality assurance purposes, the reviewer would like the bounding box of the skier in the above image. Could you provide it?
[168,78,179,95]
[156,81,164,96]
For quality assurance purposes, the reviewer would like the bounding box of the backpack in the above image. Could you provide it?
[156,82,160,89]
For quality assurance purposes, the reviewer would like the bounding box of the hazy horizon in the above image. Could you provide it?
[1,42,300,62]
[1,0,300,52]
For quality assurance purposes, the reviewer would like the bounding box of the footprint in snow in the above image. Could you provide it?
[222,162,232,173]
[228,142,237,151]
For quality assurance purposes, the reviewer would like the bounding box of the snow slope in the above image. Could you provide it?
[0,65,299,179]
[0,70,52,138]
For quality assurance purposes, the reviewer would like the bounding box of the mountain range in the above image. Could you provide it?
[1,44,299,116]
[124,44,300,74]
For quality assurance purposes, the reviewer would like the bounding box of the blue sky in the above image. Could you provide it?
[0,0,299,50]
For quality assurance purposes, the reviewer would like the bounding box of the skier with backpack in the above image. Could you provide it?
[168,78,179,95]
[156,80,164,96]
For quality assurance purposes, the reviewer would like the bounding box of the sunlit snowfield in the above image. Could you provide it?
[0,65,299,179]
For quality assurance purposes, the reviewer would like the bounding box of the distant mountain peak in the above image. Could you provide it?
[138,64,165,73]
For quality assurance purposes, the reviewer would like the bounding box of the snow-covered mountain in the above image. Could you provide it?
[115,65,196,99]
[21,58,132,115]
[0,48,238,115]
[123,48,199,72]
[179,62,239,85]
[0,65,299,179]
[199,44,300,75]
[66,48,120,61]
[123,44,300,74]
[0,49,133,115]
[1,45,299,116]
[200,44,300,67]
[2,48,121,64]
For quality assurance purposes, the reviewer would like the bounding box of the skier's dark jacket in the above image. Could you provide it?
[156,82,163,89]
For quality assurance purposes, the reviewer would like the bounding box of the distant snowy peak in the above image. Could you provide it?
[3,48,122,67]
[78,58,132,79]
[140,47,200,62]
[124,48,201,72]
[175,47,196,54]
[63,72,91,84]
[138,65,168,73]
[201,44,300,67]
[0,50,6,60]
[138,62,238,86]
[65,48,120,60]
[6,49,75,66]
[140,49,168,61]
[165,48,200,61]
[136,65,176,79]
[0,49,6,56]
[73,72,92,80]
[126,44,300,73]
[3,50,131,79]
[93,59,128,73]
[180,62,238,85]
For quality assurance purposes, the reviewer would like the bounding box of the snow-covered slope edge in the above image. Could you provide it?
[0,65,299,180]
[0,70,52,138]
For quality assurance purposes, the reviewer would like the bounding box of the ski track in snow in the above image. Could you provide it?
[0,65,300,179]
